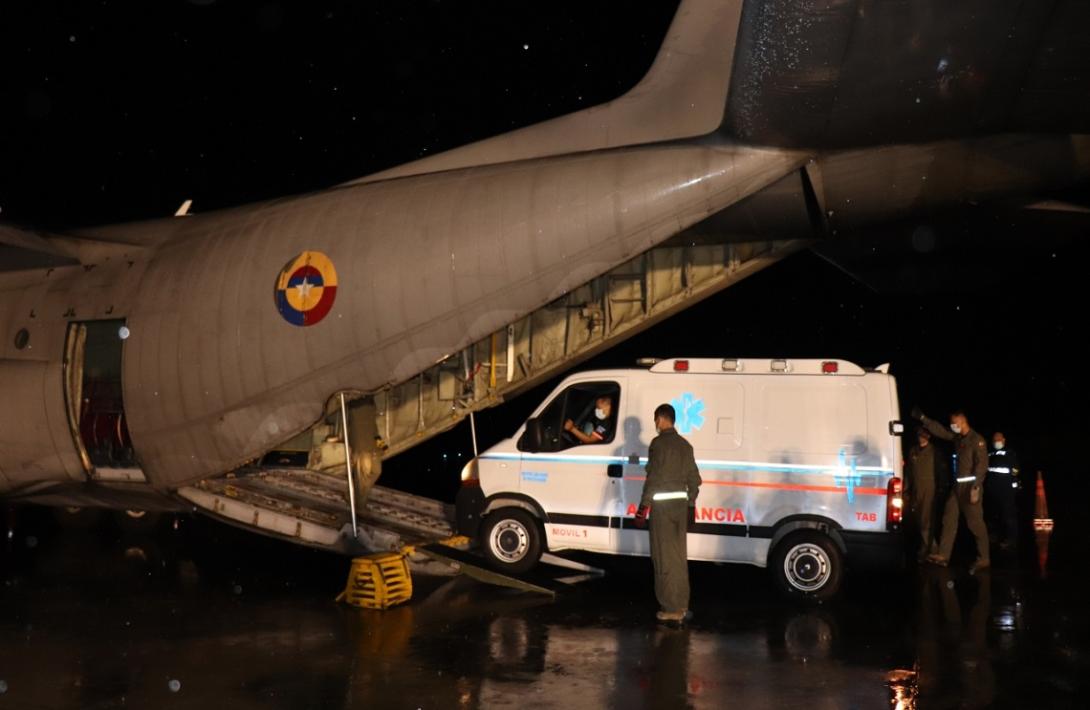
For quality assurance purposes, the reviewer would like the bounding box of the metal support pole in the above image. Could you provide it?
[489,333,497,389]
[469,411,479,458]
[339,392,359,538]
[506,323,515,383]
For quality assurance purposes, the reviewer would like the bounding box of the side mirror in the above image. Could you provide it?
[517,417,544,453]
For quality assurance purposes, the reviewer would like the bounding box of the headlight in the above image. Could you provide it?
[460,458,479,484]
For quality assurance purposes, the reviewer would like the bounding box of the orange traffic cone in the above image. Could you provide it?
[1033,471,1054,531]
[1036,527,1051,579]
[1033,471,1053,578]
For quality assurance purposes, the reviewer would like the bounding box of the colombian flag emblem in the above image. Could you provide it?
[274,251,338,326]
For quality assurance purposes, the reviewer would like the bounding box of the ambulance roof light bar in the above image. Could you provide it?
[648,358,867,375]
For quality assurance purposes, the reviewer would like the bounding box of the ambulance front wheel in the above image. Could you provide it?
[481,508,543,574]
[771,531,843,603]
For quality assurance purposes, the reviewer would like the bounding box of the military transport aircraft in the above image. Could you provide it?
[2,0,1088,552]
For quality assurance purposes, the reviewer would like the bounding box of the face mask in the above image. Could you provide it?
[994,441,1005,450]
[950,423,963,434]
[595,408,607,420]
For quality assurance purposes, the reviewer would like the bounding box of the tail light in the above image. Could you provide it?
[887,477,903,529]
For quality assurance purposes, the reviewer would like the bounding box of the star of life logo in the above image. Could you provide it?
[670,392,705,434]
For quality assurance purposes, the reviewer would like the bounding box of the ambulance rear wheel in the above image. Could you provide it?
[481,508,543,575]
[771,531,843,603]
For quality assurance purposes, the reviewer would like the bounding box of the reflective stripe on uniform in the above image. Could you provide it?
[652,491,689,501]
[989,466,1011,474]
[956,476,976,483]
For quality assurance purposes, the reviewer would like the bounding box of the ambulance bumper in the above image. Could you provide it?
[840,530,904,571]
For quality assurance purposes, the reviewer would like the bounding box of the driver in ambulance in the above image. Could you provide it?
[563,395,615,445]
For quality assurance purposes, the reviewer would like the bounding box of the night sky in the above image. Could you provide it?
[3,2,1087,519]
[1,0,676,227]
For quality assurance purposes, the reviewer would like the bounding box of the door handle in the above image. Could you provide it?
[607,464,623,478]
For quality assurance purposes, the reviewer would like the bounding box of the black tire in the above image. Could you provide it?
[480,508,544,574]
[770,530,844,603]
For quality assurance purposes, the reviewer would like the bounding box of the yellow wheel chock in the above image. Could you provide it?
[335,537,468,610]
[336,552,413,610]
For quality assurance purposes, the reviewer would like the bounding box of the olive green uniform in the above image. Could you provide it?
[921,417,990,564]
[907,443,938,557]
[640,427,702,614]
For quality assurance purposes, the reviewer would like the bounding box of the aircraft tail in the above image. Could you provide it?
[353,0,743,183]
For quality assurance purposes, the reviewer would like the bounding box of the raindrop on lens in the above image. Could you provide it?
[168,679,181,692]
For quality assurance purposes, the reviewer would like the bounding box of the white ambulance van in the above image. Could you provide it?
[456,358,906,601]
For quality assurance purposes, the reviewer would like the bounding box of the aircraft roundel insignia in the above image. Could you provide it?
[275,251,338,326]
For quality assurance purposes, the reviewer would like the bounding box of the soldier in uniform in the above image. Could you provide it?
[633,403,702,624]
[912,407,991,574]
[986,432,1021,550]
[905,427,950,561]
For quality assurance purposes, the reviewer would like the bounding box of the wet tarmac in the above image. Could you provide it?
[1,507,1088,709]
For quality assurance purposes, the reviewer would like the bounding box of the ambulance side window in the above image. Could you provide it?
[534,381,620,452]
